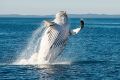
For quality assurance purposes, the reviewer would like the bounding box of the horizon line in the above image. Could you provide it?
[0,13,120,16]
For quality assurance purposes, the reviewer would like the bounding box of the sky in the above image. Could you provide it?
[0,0,120,15]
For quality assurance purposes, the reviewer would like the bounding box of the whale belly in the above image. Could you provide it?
[38,26,68,62]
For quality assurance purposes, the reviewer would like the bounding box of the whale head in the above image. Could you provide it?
[54,11,68,26]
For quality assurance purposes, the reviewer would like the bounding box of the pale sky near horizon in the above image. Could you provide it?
[0,0,120,15]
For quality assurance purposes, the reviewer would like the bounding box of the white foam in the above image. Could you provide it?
[14,25,49,65]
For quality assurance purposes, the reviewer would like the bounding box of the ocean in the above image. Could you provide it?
[0,17,120,80]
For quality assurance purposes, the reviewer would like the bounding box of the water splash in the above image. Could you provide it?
[14,24,49,65]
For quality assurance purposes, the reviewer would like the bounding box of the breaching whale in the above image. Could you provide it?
[38,11,84,63]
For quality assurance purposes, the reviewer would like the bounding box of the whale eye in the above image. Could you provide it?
[50,24,53,26]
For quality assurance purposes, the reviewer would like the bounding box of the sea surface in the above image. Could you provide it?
[0,17,120,80]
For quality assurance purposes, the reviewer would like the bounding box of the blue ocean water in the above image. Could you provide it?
[0,17,120,80]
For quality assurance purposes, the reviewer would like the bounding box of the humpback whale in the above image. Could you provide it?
[38,11,84,63]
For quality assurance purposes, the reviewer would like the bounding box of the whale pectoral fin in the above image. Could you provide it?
[43,20,55,28]
[69,20,84,35]
[80,20,84,29]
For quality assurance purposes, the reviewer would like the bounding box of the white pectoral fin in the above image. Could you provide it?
[70,19,84,35]
[70,27,81,35]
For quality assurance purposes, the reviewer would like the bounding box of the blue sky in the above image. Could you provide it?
[0,0,120,15]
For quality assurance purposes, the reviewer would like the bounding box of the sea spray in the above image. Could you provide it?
[15,24,47,65]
